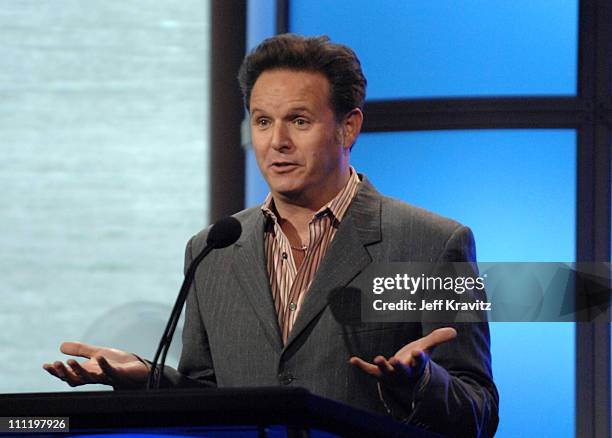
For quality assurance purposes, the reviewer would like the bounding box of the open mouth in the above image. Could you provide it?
[270,162,299,171]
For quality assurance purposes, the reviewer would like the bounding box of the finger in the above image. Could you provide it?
[418,327,457,353]
[51,361,67,379]
[390,351,428,379]
[386,356,416,380]
[42,363,62,379]
[51,361,84,387]
[66,359,98,384]
[374,356,414,385]
[411,350,428,375]
[389,349,421,367]
[95,356,121,386]
[349,356,382,378]
[388,356,403,368]
[60,341,101,359]
[373,356,395,375]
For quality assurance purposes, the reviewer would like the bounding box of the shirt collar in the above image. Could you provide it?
[261,166,361,225]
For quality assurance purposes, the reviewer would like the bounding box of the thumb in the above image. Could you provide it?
[419,327,457,353]
[60,341,102,359]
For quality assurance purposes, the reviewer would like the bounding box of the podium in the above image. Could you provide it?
[0,387,444,437]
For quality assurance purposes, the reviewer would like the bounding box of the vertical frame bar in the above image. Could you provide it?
[576,0,610,436]
[276,0,289,34]
[210,0,247,220]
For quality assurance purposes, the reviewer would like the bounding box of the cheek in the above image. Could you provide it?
[311,137,343,167]
[254,150,268,173]
[250,136,267,163]
[303,131,338,162]
[251,149,269,178]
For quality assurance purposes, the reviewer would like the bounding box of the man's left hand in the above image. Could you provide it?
[349,327,457,389]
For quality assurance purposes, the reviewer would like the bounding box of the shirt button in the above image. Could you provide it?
[282,252,288,259]
[289,302,297,311]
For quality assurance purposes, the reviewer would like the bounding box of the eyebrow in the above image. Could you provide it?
[250,106,315,117]
[287,106,313,115]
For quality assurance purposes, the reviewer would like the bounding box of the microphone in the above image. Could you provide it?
[206,216,242,249]
[147,216,242,389]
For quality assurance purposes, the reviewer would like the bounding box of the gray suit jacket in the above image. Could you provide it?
[167,177,499,437]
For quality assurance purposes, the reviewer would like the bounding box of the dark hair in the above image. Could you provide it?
[238,34,367,120]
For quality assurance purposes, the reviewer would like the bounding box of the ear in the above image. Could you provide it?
[341,108,363,151]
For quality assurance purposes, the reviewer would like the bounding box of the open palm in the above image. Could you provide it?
[43,341,149,388]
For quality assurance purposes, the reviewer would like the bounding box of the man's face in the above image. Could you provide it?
[249,69,350,208]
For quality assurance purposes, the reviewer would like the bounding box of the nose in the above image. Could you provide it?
[270,122,291,151]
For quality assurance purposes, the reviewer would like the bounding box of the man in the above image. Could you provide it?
[44,34,499,437]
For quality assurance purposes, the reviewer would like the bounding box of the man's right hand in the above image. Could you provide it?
[42,342,150,389]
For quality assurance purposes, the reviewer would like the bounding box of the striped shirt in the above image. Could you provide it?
[262,168,361,344]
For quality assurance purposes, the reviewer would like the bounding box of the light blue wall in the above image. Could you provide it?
[352,130,576,262]
[0,0,209,393]
[290,0,578,98]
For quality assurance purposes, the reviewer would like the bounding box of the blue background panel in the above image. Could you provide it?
[352,130,576,262]
[289,1,578,98]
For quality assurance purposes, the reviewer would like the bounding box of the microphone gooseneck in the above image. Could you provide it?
[147,216,242,389]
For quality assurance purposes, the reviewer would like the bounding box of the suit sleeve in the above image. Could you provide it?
[159,235,217,388]
[380,226,499,438]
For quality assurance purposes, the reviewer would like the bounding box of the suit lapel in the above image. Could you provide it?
[231,211,284,351]
[283,178,382,351]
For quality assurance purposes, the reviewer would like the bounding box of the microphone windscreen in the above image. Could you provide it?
[206,216,242,249]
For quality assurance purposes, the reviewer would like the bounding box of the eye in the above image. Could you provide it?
[293,117,309,128]
[255,118,270,128]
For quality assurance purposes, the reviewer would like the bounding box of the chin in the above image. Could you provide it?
[269,183,307,201]
[266,177,303,197]
[274,186,303,199]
